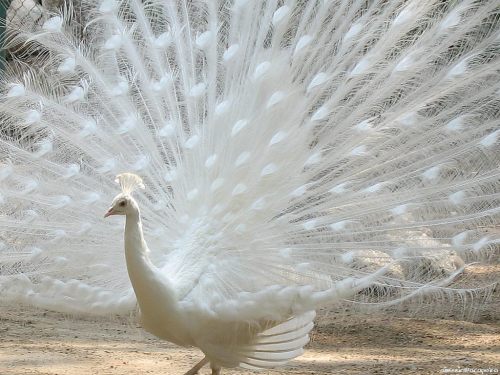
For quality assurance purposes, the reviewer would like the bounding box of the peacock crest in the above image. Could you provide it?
[115,173,145,195]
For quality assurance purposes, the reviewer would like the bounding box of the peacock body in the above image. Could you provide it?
[0,0,499,372]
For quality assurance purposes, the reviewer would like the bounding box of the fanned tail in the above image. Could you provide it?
[0,0,498,320]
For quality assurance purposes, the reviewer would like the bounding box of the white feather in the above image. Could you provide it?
[0,0,498,373]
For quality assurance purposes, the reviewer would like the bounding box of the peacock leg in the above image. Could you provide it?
[210,362,221,375]
[183,356,209,375]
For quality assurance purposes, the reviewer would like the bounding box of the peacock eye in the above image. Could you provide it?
[119,201,126,207]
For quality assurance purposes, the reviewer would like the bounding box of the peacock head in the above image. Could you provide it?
[104,173,145,218]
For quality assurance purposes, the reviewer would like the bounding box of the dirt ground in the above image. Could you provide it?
[1,301,498,375]
[1,263,499,375]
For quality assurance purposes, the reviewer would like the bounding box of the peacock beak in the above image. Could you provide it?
[104,208,115,218]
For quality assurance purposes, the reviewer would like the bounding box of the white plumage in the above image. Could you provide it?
[0,0,499,373]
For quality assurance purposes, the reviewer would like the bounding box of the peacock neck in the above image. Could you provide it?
[124,210,147,257]
[124,209,156,300]
[123,210,190,345]
[123,210,179,311]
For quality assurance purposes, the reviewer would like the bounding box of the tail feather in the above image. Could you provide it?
[238,311,315,370]
[0,0,498,320]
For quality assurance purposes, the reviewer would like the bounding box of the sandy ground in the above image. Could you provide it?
[1,263,499,375]
[1,302,499,375]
